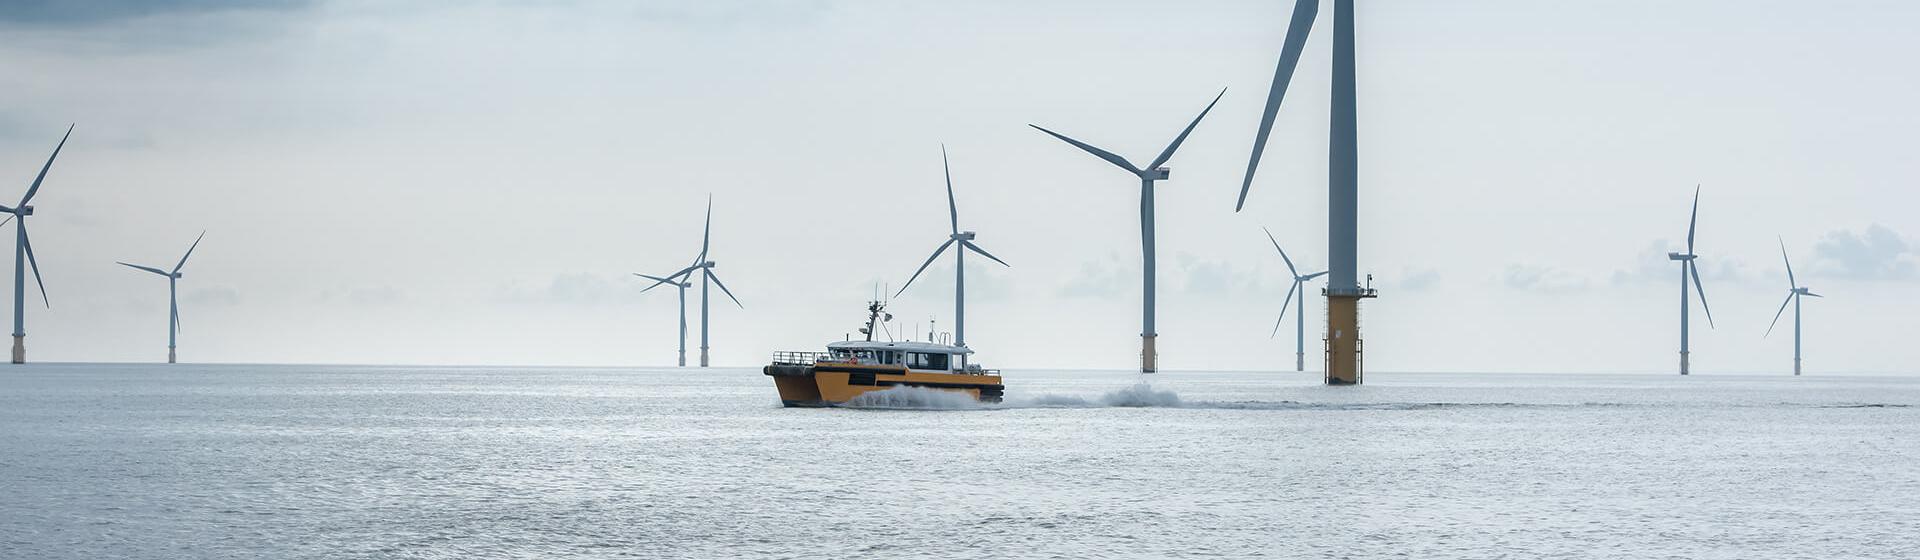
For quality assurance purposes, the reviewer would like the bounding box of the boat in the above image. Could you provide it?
[763,300,1004,407]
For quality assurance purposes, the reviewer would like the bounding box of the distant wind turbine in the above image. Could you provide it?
[1262,227,1327,372]
[1667,186,1714,375]
[1031,88,1226,373]
[642,196,742,367]
[1,125,71,364]
[117,232,206,364]
[634,271,693,367]
[1767,238,1822,376]
[894,146,1009,367]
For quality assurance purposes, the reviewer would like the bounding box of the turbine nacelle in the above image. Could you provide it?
[1667,252,1696,261]
[9,205,32,217]
[1143,167,1170,180]
[950,231,977,241]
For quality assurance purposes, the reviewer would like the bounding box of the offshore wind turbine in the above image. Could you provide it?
[116,232,206,364]
[634,272,693,367]
[1668,186,1714,375]
[1262,227,1327,372]
[1234,0,1376,385]
[2,125,71,364]
[642,196,742,367]
[1030,89,1226,373]
[1767,238,1822,376]
[894,146,1009,367]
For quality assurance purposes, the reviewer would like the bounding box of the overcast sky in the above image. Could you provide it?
[1,0,1915,373]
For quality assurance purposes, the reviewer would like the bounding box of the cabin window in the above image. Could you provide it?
[906,352,950,371]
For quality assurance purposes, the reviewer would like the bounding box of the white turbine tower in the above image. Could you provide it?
[1031,89,1226,373]
[1668,186,1714,375]
[1767,238,1822,376]
[116,232,206,364]
[1235,0,1375,385]
[634,272,693,367]
[894,146,1009,367]
[2,125,70,364]
[1262,227,1327,372]
[642,196,742,367]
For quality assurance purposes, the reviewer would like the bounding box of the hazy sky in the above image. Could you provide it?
[2,0,1916,373]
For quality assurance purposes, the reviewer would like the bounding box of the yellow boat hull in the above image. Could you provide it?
[764,363,1004,407]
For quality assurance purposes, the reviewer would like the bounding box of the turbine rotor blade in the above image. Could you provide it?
[1778,236,1796,289]
[1686,185,1700,253]
[895,239,956,297]
[1261,226,1298,277]
[961,240,1008,267]
[706,269,743,308]
[639,265,697,291]
[1028,125,1140,174]
[1804,291,1823,298]
[173,230,206,273]
[942,144,959,235]
[0,214,12,229]
[1272,281,1298,338]
[1237,0,1320,212]
[1301,271,1329,281]
[1765,292,1793,338]
[699,194,713,263]
[117,262,170,276]
[1145,87,1228,172]
[22,124,73,207]
[21,225,47,308]
[1690,262,1713,329]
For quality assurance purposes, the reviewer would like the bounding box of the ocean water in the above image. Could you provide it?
[2,364,1917,559]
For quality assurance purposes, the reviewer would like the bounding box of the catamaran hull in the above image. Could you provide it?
[763,363,1004,407]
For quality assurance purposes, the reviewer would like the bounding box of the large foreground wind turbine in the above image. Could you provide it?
[1235,0,1375,384]
[643,196,742,367]
[1767,238,1822,376]
[2,125,70,364]
[117,232,206,364]
[895,146,1009,367]
[1031,89,1226,373]
[1262,227,1327,372]
[1668,186,1714,375]
[635,272,693,367]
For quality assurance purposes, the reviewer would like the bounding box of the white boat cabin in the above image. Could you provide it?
[825,340,974,372]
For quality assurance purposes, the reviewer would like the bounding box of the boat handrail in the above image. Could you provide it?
[770,351,829,366]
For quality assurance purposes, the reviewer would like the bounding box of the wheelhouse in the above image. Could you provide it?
[823,340,978,373]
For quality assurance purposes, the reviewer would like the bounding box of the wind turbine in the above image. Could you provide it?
[1235,0,1375,385]
[1030,88,1226,373]
[1262,227,1327,372]
[641,196,742,367]
[894,145,1009,367]
[1667,186,1714,375]
[634,271,693,367]
[1767,238,1822,376]
[2,125,70,364]
[117,232,206,364]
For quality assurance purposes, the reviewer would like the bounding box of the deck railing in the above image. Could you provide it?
[769,350,1001,376]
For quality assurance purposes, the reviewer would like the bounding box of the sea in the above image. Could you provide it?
[2,364,1916,559]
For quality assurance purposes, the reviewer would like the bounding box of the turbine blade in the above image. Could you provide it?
[632,273,681,292]
[1765,292,1793,338]
[21,124,73,207]
[173,230,206,273]
[0,214,11,229]
[1804,291,1823,298]
[961,240,1009,267]
[706,270,742,308]
[1686,185,1700,253]
[1690,262,1713,329]
[1261,226,1298,277]
[699,194,713,263]
[172,297,181,335]
[1028,124,1140,174]
[639,265,697,291]
[1145,87,1228,172]
[1302,271,1329,281]
[117,262,170,276]
[943,144,959,235]
[1779,236,1796,289]
[895,239,956,297]
[1271,281,1298,338]
[1237,0,1320,212]
[21,225,47,308]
